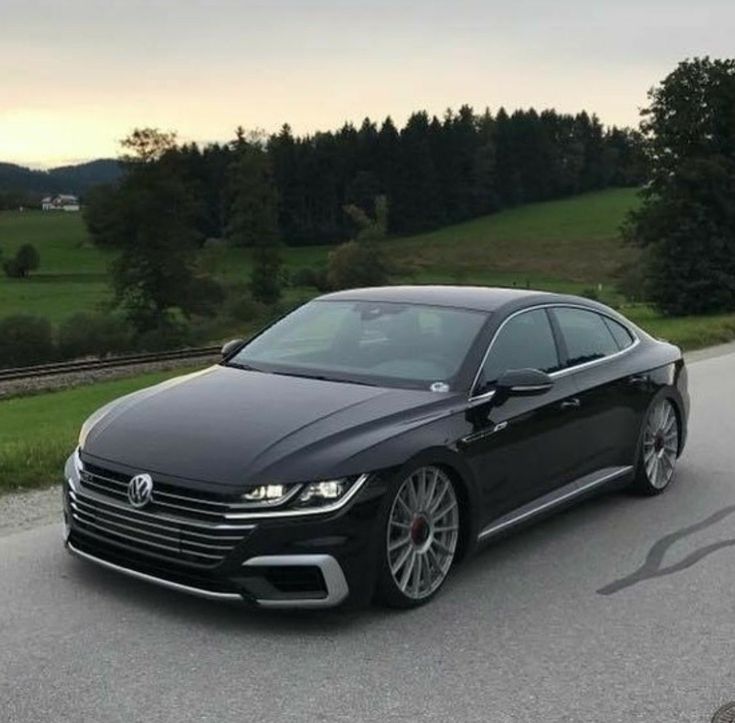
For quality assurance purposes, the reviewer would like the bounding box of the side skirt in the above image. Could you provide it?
[477,465,634,542]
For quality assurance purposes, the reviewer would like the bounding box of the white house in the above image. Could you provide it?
[41,194,80,212]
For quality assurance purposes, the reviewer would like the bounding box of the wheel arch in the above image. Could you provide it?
[388,447,480,564]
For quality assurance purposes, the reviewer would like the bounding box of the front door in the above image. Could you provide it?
[462,308,584,524]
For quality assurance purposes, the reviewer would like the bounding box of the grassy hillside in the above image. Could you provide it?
[0,189,639,322]
[395,187,640,284]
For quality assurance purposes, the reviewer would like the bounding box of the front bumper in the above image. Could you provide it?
[63,454,386,609]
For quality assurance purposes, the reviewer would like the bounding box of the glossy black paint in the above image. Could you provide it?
[66,286,690,607]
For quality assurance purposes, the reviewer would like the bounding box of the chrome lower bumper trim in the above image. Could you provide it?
[66,541,244,602]
[242,554,349,608]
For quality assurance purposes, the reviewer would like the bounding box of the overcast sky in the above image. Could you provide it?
[2,0,733,167]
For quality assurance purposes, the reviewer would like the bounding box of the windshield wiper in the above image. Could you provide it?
[222,361,261,372]
[268,370,378,387]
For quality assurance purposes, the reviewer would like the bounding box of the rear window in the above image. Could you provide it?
[553,308,620,368]
[602,316,635,350]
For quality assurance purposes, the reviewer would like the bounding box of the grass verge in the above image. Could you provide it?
[0,366,202,494]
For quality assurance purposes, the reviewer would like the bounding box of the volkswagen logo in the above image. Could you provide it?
[127,473,154,508]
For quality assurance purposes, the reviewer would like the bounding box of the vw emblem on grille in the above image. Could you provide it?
[127,474,154,509]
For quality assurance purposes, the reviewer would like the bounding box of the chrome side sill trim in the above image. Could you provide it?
[242,554,349,609]
[477,465,634,541]
[66,541,244,602]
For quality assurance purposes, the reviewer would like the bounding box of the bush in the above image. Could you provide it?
[3,244,40,278]
[2,258,23,278]
[0,315,55,368]
[135,317,193,352]
[290,266,328,290]
[16,243,40,274]
[186,276,226,316]
[250,246,283,304]
[57,313,134,360]
[223,292,267,323]
[327,241,390,290]
[616,259,649,303]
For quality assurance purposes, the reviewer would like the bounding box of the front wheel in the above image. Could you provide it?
[632,398,680,495]
[376,465,460,608]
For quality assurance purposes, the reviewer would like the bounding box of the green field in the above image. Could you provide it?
[0,189,640,325]
[2,185,735,353]
[0,367,201,493]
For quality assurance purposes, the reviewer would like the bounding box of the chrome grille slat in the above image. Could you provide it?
[74,464,255,567]
[71,501,184,547]
[72,512,196,557]
[71,501,234,552]
[70,487,249,531]
[83,469,260,511]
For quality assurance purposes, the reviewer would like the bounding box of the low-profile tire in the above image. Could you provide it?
[631,397,680,496]
[376,465,460,609]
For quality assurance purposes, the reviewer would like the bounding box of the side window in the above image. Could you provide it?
[553,308,620,368]
[479,309,560,388]
[602,316,635,350]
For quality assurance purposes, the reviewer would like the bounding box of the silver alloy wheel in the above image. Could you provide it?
[386,466,460,600]
[643,399,679,489]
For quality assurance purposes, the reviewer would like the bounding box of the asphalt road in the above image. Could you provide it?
[3,350,735,722]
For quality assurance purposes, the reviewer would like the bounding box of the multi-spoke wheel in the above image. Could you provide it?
[377,466,460,608]
[633,398,679,495]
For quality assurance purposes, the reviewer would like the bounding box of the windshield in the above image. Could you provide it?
[228,300,488,389]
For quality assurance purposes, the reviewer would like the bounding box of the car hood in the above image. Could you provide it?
[81,365,454,488]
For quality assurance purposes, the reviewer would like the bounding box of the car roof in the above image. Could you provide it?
[317,285,561,312]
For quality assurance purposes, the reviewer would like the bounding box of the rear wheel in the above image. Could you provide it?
[632,398,679,495]
[376,466,460,608]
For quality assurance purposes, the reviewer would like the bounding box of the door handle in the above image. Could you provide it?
[560,397,581,410]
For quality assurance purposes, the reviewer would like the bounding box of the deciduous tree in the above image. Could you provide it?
[625,57,735,314]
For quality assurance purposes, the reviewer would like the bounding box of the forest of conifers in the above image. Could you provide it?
[90,105,645,247]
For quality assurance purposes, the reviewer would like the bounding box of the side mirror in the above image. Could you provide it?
[221,338,245,359]
[496,368,554,397]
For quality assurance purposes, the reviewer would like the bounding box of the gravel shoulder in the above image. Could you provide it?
[0,486,61,538]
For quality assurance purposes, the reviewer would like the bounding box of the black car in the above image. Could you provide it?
[63,286,689,609]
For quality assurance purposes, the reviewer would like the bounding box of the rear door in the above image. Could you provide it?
[463,308,584,522]
[549,306,648,475]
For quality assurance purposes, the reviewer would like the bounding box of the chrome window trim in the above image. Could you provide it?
[469,303,640,401]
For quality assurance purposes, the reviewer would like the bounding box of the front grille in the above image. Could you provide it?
[68,531,244,595]
[70,463,255,568]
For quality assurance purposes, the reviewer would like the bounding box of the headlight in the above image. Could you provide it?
[238,476,360,510]
[297,479,347,505]
[241,484,289,503]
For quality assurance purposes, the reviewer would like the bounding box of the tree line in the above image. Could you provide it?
[88,105,644,249]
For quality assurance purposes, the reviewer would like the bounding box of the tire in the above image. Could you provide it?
[376,465,461,609]
[631,397,680,496]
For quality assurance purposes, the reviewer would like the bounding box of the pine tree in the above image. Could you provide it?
[227,130,282,304]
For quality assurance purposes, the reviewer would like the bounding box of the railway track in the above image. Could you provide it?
[0,345,221,383]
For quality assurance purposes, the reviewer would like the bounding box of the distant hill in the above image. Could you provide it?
[0,159,123,198]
